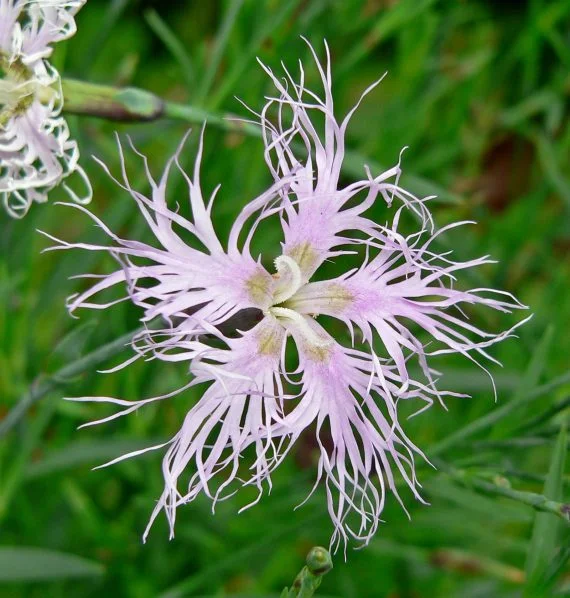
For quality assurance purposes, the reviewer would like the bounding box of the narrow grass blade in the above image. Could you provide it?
[0,547,104,581]
[49,320,98,363]
[195,0,244,105]
[24,438,166,479]
[0,398,56,521]
[490,325,553,438]
[208,0,300,109]
[524,419,568,595]
[144,9,195,91]
[542,545,570,591]
[535,131,570,208]
[336,0,437,75]
[370,540,524,584]
[514,396,570,434]
[81,0,132,74]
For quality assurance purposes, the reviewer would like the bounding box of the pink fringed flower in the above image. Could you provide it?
[49,42,528,550]
[0,0,91,217]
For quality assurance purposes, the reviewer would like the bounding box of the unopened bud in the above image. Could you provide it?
[61,79,164,122]
[306,546,332,576]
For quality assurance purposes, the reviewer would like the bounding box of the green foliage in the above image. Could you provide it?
[524,420,568,595]
[0,548,104,582]
[1,0,569,596]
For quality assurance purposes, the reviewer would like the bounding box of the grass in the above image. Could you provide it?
[1,0,569,596]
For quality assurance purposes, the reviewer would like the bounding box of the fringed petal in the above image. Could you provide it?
[46,134,279,336]
[250,40,431,280]
[288,220,530,401]
[0,0,89,216]
[281,316,429,551]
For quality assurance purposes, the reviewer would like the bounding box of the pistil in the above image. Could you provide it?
[272,255,304,304]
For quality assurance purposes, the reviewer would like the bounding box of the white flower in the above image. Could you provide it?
[0,0,91,217]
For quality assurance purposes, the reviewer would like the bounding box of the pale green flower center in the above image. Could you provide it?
[247,252,352,360]
[0,54,56,125]
[267,255,332,355]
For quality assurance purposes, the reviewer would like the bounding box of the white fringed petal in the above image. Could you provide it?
[0,0,90,217]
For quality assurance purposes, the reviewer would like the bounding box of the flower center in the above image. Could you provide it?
[270,306,330,348]
[267,255,333,354]
[0,54,55,125]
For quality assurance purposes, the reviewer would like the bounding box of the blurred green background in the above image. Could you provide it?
[1,0,570,596]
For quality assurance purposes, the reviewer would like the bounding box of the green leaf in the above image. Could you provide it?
[524,419,568,595]
[0,547,104,581]
[25,438,166,479]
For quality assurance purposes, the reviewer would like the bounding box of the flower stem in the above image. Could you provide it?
[163,100,261,137]
[281,547,333,598]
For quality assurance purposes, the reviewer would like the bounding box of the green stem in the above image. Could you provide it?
[436,460,570,525]
[163,101,261,137]
[0,327,142,438]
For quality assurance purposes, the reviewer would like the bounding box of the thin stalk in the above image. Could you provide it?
[436,460,570,525]
[428,370,570,457]
[164,101,260,137]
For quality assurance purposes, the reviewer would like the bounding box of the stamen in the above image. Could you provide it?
[272,255,303,304]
